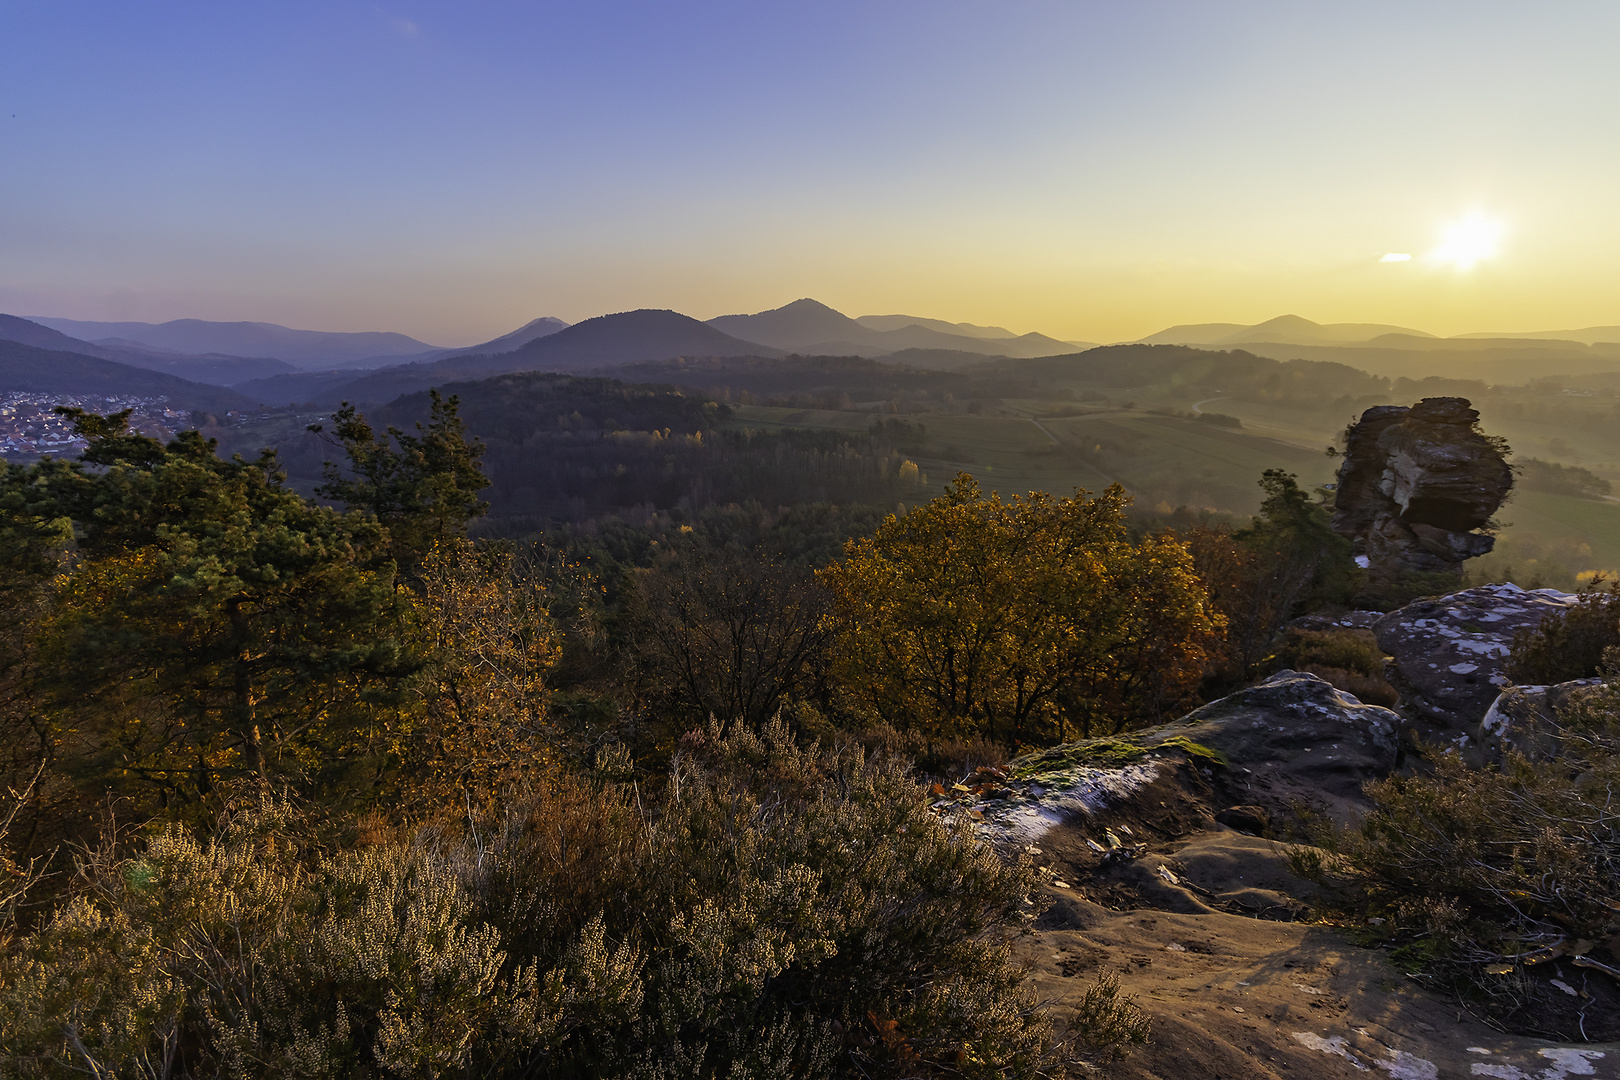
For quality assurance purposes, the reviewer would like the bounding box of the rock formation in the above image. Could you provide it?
[940,658,1620,1067]
[1373,581,1577,729]
[1331,396,1513,586]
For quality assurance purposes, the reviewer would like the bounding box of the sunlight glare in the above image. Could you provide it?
[1430,213,1504,271]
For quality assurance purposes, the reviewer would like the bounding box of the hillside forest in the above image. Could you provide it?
[1,341,1619,1076]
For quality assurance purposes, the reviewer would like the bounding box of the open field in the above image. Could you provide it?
[1038,412,1335,515]
[1488,488,1620,575]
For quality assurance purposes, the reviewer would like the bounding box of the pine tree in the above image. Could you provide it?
[3,411,420,810]
[311,390,489,580]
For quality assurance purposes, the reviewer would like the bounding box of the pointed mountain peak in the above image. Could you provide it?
[775,298,848,315]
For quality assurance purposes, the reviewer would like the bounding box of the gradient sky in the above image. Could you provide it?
[3,1,1617,345]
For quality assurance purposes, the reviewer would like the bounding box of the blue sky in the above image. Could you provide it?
[3,1,1617,343]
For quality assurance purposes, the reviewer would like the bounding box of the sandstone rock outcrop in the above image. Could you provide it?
[963,670,1402,852]
[1373,582,1577,729]
[1158,670,1400,814]
[1332,396,1513,586]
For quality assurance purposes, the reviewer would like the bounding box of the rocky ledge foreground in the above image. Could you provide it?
[939,595,1619,1078]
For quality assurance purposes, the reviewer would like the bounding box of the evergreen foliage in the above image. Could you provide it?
[312,389,490,577]
[6,412,416,808]
[1176,469,1359,689]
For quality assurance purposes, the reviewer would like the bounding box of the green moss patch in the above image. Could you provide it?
[1009,734,1228,782]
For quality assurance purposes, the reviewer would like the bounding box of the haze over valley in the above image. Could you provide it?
[5,295,1619,586]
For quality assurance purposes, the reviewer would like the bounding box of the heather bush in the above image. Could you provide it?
[461,718,1064,1078]
[1506,580,1620,686]
[0,795,542,1078]
[0,722,1116,1078]
[1266,627,1397,706]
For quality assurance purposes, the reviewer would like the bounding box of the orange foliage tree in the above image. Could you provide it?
[820,474,1222,746]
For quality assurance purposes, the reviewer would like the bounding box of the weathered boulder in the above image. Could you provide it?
[1374,582,1577,729]
[1476,677,1609,764]
[966,671,1402,850]
[1288,610,1384,632]
[1332,397,1513,586]
[1159,670,1400,813]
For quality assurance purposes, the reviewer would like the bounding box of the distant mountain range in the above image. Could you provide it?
[707,299,1085,358]
[1453,326,1620,346]
[0,314,295,385]
[235,309,781,407]
[1131,314,1620,380]
[27,317,450,371]
[1137,314,1438,347]
[0,335,256,412]
[11,299,1620,420]
[1135,313,1620,352]
[233,304,1107,408]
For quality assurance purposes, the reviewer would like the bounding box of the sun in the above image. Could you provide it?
[1430,213,1504,270]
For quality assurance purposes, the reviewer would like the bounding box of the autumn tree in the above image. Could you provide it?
[820,474,1221,746]
[398,540,560,812]
[1,412,419,813]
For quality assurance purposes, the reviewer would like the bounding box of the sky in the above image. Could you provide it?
[2,1,1618,346]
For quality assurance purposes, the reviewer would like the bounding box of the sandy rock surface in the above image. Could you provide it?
[955,654,1618,1077]
[1015,878,1618,1079]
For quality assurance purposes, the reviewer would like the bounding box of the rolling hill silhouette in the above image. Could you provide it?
[1139,314,1435,346]
[708,298,1078,358]
[0,315,295,386]
[237,309,783,407]
[441,308,777,373]
[27,317,445,370]
[0,338,256,411]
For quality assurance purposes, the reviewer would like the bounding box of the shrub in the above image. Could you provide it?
[0,794,533,1079]
[461,719,1065,1078]
[1507,580,1620,685]
[1298,677,1620,1036]
[1266,628,1397,706]
[1,723,1128,1077]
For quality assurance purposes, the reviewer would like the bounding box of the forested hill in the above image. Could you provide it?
[429,308,784,374]
[1000,343,1392,406]
[0,338,257,411]
[377,372,728,439]
[613,353,1022,405]
[344,372,932,526]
